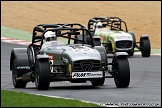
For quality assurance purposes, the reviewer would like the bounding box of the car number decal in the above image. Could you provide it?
[117,36,129,39]
[72,47,94,53]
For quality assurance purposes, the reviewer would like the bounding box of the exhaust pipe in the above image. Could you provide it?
[16,77,23,80]
[16,72,33,82]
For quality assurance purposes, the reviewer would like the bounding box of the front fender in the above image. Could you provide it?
[36,54,50,60]
[10,48,30,71]
[114,52,128,57]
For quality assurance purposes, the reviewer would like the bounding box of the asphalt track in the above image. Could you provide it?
[1,42,161,106]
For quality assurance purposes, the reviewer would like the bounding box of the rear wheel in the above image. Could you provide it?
[35,59,50,90]
[12,59,27,88]
[140,38,151,57]
[112,57,130,88]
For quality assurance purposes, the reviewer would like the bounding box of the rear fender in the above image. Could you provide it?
[140,34,149,39]
[10,48,30,72]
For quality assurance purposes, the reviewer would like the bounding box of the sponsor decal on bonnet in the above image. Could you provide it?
[74,56,99,60]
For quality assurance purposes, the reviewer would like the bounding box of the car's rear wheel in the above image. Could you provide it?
[12,59,27,88]
[140,38,151,57]
[35,59,50,90]
[112,56,130,88]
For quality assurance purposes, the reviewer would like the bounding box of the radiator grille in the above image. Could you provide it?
[73,60,100,72]
[116,40,132,48]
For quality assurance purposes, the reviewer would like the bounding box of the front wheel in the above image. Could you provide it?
[140,38,151,57]
[112,57,130,88]
[35,59,50,90]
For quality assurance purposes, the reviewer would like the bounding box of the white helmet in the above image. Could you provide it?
[44,31,57,42]
[96,22,103,28]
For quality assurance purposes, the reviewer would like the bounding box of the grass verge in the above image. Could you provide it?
[1,90,102,107]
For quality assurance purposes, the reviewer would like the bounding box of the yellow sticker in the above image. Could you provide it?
[69,64,72,73]
[112,43,115,51]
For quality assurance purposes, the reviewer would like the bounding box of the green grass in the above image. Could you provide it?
[1,90,102,107]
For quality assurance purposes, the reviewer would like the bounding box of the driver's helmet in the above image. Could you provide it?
[44,31,57,42]
[96,22,103,29]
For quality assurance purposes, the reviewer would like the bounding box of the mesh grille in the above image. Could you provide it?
[116,40,132,48]
[73,60,100,72]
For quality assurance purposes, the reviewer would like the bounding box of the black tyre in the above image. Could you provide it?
[35,59,50,90]
[93,39,101,46]
[112,57,130,88]
[12,59,27,88]
[140,38,151,57]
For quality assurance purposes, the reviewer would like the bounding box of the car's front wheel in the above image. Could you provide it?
[35,59,50,90]
[112,56,130,88]
[140,38,151,57]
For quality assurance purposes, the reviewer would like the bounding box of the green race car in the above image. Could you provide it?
[87,17,151,57]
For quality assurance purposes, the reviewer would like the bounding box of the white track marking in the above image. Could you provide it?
[29,93,118,107]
